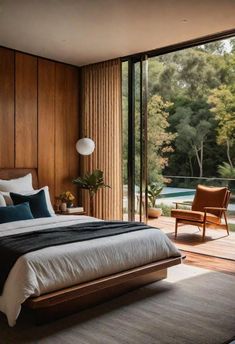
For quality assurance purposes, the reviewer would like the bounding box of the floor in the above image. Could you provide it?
[182,251,235,276]
[1,265,235,344]
[1,217,234,343]
[148,216,235,276]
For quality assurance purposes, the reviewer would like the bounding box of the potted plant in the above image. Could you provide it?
[73,169,110,217]
[59,191,75,211]
[147,182,163,218]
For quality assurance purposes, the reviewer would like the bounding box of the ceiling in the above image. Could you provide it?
[0,0,235,66]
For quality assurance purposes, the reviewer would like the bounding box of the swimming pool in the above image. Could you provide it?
[159,187,195,198]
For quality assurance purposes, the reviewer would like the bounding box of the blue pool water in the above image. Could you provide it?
[160,187,195,198]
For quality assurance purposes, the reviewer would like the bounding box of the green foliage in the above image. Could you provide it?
[218,162,235,179]
[73,170,110,197]
[122,61,129,185]
[147,95,176,183]
[173,102,213,177]
[228,223,235,232]
[208,85,235,167]
[155,203,172,217]
[122,37,235,183]
[148,182,163,208]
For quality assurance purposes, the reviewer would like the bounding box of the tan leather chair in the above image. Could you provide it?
[171,185,230,240]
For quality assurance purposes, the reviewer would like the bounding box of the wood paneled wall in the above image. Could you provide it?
[81,59,122,220]
[0,48,14,168]
[0,47,79,204]
[0,46,122,218]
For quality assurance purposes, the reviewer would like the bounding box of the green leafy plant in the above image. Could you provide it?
[218,162,235,179]
[147,182,163,208]
[73,170,110,216]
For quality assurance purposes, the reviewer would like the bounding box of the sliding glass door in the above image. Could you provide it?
[125,55,148,222]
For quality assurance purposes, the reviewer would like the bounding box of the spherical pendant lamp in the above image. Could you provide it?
[76,137,95,155]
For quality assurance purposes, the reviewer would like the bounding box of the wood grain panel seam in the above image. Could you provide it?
[36,56,39,171]
[14,51,16,168]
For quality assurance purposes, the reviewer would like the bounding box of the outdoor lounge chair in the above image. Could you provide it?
[171,184,230,240]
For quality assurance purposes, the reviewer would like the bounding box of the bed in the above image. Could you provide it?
[0,169,182,326]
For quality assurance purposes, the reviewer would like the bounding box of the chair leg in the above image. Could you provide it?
[202,222,206,241]
[224,211,229,236]
[175,219,178,238]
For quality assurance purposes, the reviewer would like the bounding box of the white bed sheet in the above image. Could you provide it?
[0,216,180,326]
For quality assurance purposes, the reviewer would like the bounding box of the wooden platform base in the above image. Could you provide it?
[24,257,181,324]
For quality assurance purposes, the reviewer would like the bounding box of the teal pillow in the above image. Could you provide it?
[0,202,34,224]
[10,190,51,218]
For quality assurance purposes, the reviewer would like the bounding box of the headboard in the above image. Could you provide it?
[0,169,38,189]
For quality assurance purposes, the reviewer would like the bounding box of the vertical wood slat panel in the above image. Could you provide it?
[38,59,56,201]
[55,63,66,199]
[15,52,38,168]
[67,65,79,197]
[0,48,15,168]
[55,63,79,201]
[0,47,79,207]
[81,59,122,220]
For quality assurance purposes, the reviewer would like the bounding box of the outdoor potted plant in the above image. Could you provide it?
[73,169,110,217]
[147,182,163,218]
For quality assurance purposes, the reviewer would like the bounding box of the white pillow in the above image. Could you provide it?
[0,193,6,207]
[1,186,55,216]
[0,173,33,193]
[0,192,12,205]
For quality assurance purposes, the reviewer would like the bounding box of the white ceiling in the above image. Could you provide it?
[0,0,234,66]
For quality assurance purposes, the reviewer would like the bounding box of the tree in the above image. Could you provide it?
[147,95,176,183]
[230,38,235,53]
[122,62,129,184]
[208,85,235,167]
[175,118,211,178]
[122,37,235,183]
[169,97,214,178]
[161,42,233,178]
[198,41,226,55]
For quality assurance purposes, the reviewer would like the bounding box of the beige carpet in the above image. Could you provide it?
[0,264,235,344]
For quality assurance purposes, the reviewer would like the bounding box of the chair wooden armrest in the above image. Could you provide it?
[204,207,227,211]
[173,201,192,209]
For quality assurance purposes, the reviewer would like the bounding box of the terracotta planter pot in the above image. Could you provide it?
[148,207,162,218]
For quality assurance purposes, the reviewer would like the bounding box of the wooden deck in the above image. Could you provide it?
[148,216,235,276]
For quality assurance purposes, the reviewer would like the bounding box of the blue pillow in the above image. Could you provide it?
[10,190,51,218]
[0,202,34,224]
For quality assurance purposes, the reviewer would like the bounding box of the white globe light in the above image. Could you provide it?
[76,138,95,155]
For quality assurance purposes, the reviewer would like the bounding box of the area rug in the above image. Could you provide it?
[0,264,234,344]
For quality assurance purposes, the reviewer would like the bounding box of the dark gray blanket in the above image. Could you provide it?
[0,221,153,294]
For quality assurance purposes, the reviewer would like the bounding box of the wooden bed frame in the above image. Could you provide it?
[0,168,183,324]
[24,256,182,323]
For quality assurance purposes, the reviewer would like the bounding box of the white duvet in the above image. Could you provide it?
[0,216,180,327]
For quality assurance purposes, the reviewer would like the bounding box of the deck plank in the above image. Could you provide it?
[148,216,235,275]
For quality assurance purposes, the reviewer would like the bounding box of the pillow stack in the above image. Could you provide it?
[10,190,51,218]
[0,173,55,224]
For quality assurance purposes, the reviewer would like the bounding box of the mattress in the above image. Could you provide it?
[0,215,180,326]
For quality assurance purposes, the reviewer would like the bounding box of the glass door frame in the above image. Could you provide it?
[124,30,235,222]
[127,55,148,222]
